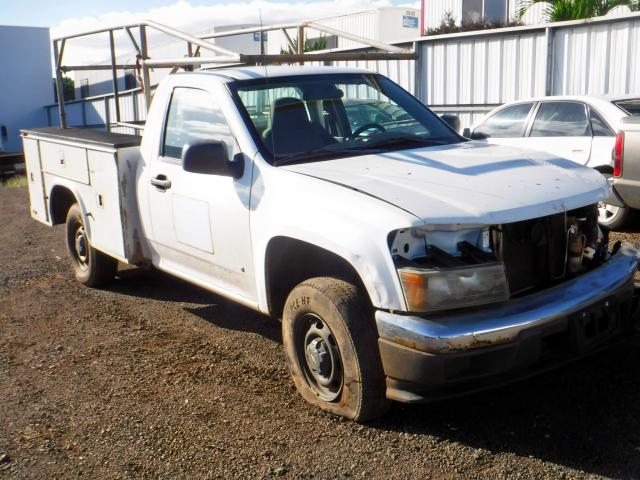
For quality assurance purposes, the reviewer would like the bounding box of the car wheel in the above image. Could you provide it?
[597,201,636,230]
[282,277,390,422]
[65,203,118,287]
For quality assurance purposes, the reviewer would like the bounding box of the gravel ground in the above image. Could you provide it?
[2,186,640,480]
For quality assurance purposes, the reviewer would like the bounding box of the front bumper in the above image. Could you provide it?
[376,243,640,403]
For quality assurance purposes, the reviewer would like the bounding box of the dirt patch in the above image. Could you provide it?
[2,186,640,479]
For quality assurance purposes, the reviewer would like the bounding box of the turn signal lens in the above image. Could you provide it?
[398,263,510,313]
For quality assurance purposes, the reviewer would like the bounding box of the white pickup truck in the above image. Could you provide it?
[22,66,640,421]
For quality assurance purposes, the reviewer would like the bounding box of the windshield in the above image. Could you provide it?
[613,99,640,116]
[231,73,462,165]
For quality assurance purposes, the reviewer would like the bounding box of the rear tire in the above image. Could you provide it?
[65,203,118,287]
[282,277,390,422]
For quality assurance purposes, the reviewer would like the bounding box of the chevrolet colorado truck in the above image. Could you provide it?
[22,67,640,421]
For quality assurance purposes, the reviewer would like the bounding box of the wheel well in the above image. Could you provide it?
[594,165,613,175]
[49,186,77,225]
[265,237,367,317]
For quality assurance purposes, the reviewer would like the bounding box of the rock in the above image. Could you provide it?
[0,453,10,464]
[274,466,288,476]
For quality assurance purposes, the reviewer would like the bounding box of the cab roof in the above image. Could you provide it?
[189,65,372,82]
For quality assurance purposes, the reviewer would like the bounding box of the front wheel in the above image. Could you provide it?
[282,277,390,421]
[65,203,118,287]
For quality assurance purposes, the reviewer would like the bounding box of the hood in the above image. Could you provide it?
[281,142,609,225]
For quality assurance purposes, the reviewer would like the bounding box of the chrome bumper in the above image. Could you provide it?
[376,243,640,354]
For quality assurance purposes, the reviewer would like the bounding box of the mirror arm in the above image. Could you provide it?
[228,153,245,179]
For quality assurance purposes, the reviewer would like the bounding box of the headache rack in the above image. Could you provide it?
[52,19,418,130]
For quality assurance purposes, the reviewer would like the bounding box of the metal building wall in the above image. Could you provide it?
[314,10,377,50]
[552,18,640,96]
[421,13,640,128]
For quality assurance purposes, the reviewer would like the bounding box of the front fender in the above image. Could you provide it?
[250,161,423,313]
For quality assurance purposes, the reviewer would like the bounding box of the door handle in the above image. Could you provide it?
[151,174,172,190]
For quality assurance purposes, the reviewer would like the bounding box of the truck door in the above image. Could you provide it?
[146,86,256,302]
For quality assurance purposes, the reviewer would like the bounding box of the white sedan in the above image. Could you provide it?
[466,95,640,229]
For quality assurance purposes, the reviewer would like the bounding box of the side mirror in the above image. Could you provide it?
[470,130,488,140]
[462,127,471,138]
[440,114,461,133]
[182,141,244,179]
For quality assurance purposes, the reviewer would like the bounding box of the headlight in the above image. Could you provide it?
[390,226,509,313]
[398,263,510,313]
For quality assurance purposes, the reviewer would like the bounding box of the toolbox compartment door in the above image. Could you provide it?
[22,137,49,224]
[40,141,90,185]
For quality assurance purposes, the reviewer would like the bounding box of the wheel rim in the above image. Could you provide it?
[598,201,620,223]
[294,313,343,402]
[72,223,89,271]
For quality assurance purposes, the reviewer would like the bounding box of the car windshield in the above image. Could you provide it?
[232,73,462,165]
[613,98,640,116]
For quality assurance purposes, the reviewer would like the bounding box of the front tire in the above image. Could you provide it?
[65,203,118,287]
[282,277,390,421]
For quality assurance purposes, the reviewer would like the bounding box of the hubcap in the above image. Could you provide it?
[296,314,343,401]
[598,201,620,223]
[74,226,89,269]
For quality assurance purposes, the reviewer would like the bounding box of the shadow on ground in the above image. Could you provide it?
[106,266,281,344]
[108,267,640,478]
[373,337,640,478]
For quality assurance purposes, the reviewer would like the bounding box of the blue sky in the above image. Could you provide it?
[1,0,411,28]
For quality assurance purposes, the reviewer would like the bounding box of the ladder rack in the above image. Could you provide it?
[53,19,418,129]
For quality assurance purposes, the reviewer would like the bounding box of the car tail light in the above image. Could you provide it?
[613,131,624,177]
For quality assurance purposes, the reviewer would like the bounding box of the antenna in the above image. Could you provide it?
[259,9,276,157]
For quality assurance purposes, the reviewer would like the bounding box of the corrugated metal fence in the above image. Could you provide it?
[47,12,640,132]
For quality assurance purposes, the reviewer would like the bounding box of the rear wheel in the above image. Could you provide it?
[65,203,118,287]
[597,172,636,230]
[282,277,390,421]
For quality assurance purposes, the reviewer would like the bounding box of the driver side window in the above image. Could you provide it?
[162,87,234,160]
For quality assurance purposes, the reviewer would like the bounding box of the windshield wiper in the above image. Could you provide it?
[364,136,451,150]
[274,146,381,166]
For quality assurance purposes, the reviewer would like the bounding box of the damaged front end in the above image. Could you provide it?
[389,204,612,314]
[378,205,640,403]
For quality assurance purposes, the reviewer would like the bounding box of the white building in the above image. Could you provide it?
[0,25,52,152]
[422,0,549,32]
[268,7,421,54]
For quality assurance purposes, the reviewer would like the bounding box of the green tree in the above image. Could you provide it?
[282,34,329,54]
[52,76,75,103]
[62,77,75,101]
[519,0,639,22]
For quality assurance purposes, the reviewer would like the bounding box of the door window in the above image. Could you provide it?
[589,109,614,137]
[163,88,234,160]
[473,103,534,138]
[530,102,589,137]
